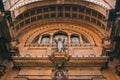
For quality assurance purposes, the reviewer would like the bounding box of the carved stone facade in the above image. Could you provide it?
[0,0,120,80]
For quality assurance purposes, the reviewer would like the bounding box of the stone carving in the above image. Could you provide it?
[52,70,68,80]
[55,38,65,53]
[55,70,64,80]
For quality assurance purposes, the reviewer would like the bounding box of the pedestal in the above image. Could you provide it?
[49,52,70,68]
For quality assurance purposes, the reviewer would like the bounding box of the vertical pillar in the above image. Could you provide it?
[5,11,16,41]
[68,34,71,44]
[50,34,53,44]
[68,34,72,55]
[8,26,16,40]
[49,34,53,54]
[38,35,42,44]
[79,34,83,44]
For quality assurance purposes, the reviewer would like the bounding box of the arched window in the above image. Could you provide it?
[31,35,39,44]
[41,35,50,44]
[53,31,68,44]
[82,35,89,43]
[71,35,80,44]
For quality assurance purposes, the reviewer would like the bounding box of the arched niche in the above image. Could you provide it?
[53,31,68,44]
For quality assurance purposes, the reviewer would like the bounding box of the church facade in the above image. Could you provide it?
[0,0,120,80]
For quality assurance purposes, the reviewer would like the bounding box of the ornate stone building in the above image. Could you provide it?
[0,0,120,80]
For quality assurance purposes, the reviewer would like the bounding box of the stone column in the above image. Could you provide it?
[5,12,16,41]
[79,34,83,44]
[37,35,42,44]
[68,34,71,44]
[50,34,53,44]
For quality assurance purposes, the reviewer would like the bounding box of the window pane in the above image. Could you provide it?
[41,36,50,44]
[71,36,79,44]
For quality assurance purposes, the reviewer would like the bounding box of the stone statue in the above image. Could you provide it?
[55,38,65,53]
